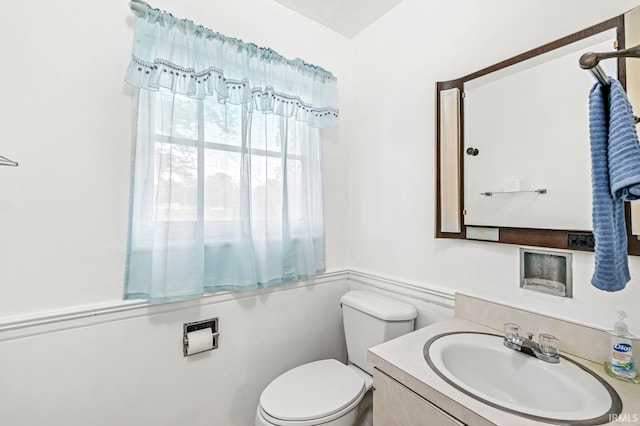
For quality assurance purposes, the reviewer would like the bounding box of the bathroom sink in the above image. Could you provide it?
[424,332,622,425]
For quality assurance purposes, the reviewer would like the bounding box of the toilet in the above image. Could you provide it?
[255,290,417,426]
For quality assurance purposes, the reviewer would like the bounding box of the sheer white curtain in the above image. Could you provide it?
[124,4,337,302]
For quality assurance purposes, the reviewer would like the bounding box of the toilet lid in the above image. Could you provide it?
[259,359,365,422]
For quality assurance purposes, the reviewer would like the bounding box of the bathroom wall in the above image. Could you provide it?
[347,0,640,332]
[0,278,350,426]
[0,0,352,425]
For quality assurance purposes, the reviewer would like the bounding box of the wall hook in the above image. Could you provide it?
[0,155,18,167]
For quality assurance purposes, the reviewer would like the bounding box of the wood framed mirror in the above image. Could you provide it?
[435,10,640,255]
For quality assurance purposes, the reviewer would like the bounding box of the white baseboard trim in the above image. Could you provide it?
[0,270,455,341]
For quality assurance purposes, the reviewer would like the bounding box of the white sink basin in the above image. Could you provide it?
[424,332,621,424]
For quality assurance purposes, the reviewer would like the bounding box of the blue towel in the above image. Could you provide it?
[589,77,640,292]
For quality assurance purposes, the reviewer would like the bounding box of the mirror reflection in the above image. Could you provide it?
[464,29,617,231]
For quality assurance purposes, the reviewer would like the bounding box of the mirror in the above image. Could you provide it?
[436,12,640,254]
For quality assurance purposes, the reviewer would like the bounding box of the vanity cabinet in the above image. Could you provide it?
[373,368,464,426]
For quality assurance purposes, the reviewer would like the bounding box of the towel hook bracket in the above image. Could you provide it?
[0,155,18,167]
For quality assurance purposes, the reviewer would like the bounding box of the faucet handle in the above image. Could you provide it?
[539,333,560,356]
[526,332,534,340]
[504,323,520,341]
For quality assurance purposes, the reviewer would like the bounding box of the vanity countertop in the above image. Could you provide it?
[368,317,640,426]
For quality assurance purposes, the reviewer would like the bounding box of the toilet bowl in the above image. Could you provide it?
[255,359,372,426]
[255,291,417,426]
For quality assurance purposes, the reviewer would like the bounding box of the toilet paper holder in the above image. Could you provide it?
[183,318,219,357]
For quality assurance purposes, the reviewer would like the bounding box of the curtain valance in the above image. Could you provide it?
[124,4,339,128]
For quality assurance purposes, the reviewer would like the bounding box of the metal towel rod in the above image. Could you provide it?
[580,43,640,124]
[579,43,640,86]
[0,155,18,167]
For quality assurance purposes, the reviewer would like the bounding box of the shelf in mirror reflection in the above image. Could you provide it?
[480,188,547,197]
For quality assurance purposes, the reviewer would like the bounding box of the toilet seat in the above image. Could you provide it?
[258,359,366,425]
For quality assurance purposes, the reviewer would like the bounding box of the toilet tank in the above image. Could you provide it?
[341,290,417,376]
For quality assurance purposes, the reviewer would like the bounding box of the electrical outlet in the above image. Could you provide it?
[567,233,595,250]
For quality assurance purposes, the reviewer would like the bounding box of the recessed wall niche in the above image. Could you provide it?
[519,248,573,298]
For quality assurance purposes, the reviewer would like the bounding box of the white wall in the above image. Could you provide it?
[0,279,350,426]
[348,0,640,332]
[0,1,353,425]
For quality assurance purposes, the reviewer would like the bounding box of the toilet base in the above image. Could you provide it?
[353,388,373,426]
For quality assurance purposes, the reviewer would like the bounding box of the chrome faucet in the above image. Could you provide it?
[503,323,560,363]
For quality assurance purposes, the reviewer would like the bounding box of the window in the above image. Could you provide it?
[126,89,325,301]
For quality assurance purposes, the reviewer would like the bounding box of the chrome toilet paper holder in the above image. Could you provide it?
[183,318,219,357]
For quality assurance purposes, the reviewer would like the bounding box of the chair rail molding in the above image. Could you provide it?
[0,270,455,341]
[347,270,456,310]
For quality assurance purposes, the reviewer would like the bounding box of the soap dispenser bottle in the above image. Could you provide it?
[605,311,638,383]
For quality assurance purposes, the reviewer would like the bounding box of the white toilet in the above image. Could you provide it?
[255,290,417,426]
